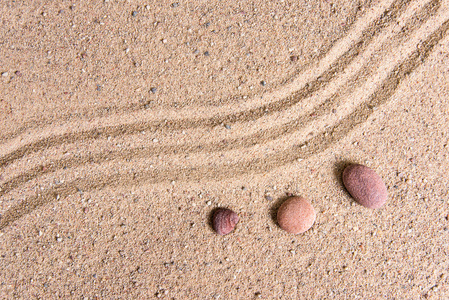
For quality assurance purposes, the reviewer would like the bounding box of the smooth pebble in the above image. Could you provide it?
[212,208,239,235]
[342,164,387,209]
[277,196,316,234]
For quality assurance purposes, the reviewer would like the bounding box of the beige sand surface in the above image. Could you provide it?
[1,0,448,298]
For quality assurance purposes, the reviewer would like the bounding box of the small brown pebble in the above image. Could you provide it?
[277,196,316,234]
[212,208,239,235]
[342,164,387,209]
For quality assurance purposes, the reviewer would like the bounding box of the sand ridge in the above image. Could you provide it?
[1,0,447,227]
[1,0,449,298]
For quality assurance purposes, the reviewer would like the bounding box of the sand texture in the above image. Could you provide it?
[1,0,449,298]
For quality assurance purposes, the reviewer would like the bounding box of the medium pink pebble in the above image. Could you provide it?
[277,196,316,234]
[212,208,239,235]
[342,164,388,209]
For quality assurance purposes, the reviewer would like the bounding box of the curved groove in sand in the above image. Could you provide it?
[1,17,447,230]
[0,0,440,198]
[0,0,416,167]
[0,20,437,200]
[0,0,383,144]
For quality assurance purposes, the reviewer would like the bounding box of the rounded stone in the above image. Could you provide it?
[212,208,239,235]
[342,164,388,209]
[277,196,316,234]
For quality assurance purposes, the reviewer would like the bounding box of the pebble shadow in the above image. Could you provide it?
[269,194,292,226]
[207,208,221,232]
[333,160,356,203]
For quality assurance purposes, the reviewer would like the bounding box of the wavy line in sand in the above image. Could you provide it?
[0,0,385,143]
[1,17,447,230]
[0,0,416,169]
[0,0,441,199]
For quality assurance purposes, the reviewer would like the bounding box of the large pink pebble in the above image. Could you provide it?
[342,164,388,209]
[277,196,316,234]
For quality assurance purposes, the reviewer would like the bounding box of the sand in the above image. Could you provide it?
[1,0,448,298]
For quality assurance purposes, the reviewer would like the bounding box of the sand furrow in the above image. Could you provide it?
[0,0,382,143]
[1,16,447,230]
[0,0,441,196]
[0,0,415,166]
[0,0,443,201]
